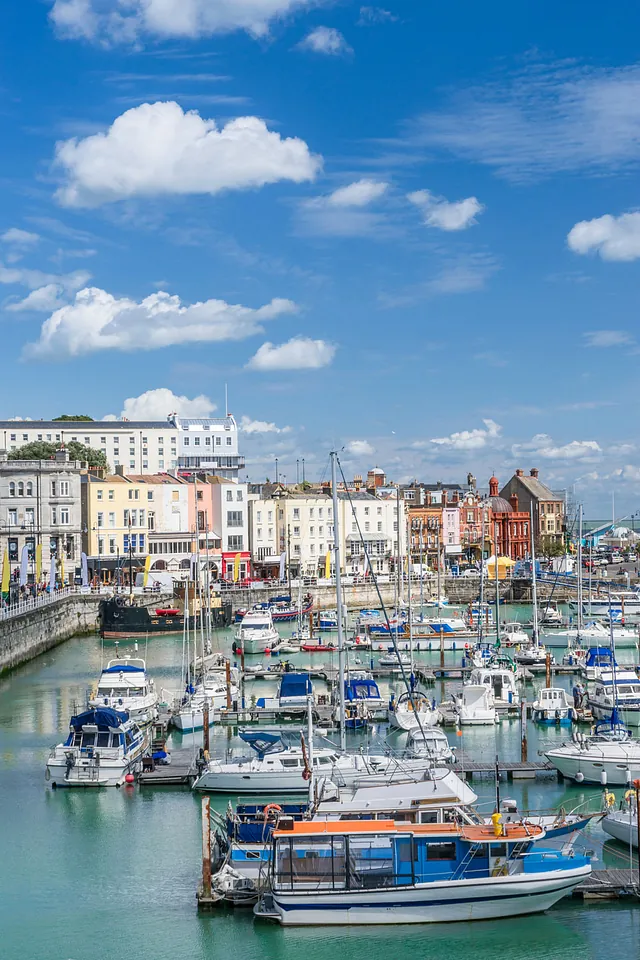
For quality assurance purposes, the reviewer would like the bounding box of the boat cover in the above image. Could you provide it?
[345,679,381,701]
[102,664,145,674]
[584,647,617,666]
[280,674,313,699]
[239,731,283,758]
[70,708,128,730]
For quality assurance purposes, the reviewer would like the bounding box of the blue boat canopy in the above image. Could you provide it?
[102,664,145,674]
[239,731,283,758]
[345,678,381,701]
[584,647,617,667]
[70,708,128,730]
[280,673,313,699]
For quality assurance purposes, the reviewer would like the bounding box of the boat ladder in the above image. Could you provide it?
[452,842,483,880]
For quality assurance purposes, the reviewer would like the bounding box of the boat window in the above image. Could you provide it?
[81,733,96,748]
[419,811,438,824]
[618,686,632,694]
[96,733,110,747]
[490,843,507,858]
[275,836,346,889]
[318,757,332,765]
[426,842,456,861]
[281,759,299,768]
[245,851,262,860]
[348,835,394,888]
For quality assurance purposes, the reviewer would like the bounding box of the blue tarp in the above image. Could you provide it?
[345,679,381,702]
[584,647,617,667]
[70,708,128,730]
[103,664,145,674]
[280,673,313,699]
[239,731,283,758]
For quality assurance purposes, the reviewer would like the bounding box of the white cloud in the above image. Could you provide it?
[327,179,388,207]
[346,439,374,456]
[0,264,90,293]
[431,419,501,451]
[26,286,297,358]
[51,0,320,42]
[7,284,68,313]
[358,7,398,25]
[247,336,336,370]
[54,101,321,207]
[583,330,635,348]
[408,189,484,231]
[1,228,40,246]
[407,58,640,181]
[297,26,352,56]
[568,211,640,261]
[512,433,602,461]
[239,415,291,434]
[297,179,389,236]
[105,388,217,421]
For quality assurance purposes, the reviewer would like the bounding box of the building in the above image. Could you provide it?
[188,477,250,581]
[0,415,244,479]
[486,476,531,560]
[499,469,566,546]
[0,449,83,583]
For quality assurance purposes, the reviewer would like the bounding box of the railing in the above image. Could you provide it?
[0,586,80,622]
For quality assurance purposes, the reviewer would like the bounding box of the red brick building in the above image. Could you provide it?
[487,476,531,560]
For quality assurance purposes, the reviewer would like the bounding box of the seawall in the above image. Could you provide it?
[0,595,101,674]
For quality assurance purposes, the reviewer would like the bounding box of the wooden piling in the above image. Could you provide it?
[202,704,210,754]
[225,659,232,709]
[545,651,552,688]
[520,698,528,762]
[201,796,212,899]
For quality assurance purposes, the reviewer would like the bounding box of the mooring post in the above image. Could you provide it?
[201,796,211,900]
[635,779,640,890]
[225,659,232,710]
[520,698,528,762]
[202,703,209,754]
[545,651,552,689]
[440,629,445,672]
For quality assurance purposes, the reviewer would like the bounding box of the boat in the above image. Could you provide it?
[98,594,232,638]
[301,639,339,652]
[581,646,618,681]
[544,717,640,784]
[501,622,530,646]
[513,643,554,668]
[602,796,639,848]
[532,688,575,725]
[538,602,563,627]
[171,665,240,732]
[468,661,520,708]
[543,620,639,648]
[378,652,411,667]
[278,673,314,709]
[407,727,455,762]
[345,674,385,710]
[254,818,591,926]
[569,590,640,615]
[368,618,407,636]
[192,731,430,794]
[588,669,640,728]
[233,608,280,654]
[88,657,159,724]
[46,707,147,787]
[452,684,497,725]
[388,690,440,731]
[319,610,339,630]
[237,595,314,623]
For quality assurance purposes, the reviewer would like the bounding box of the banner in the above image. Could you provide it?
[1,549,9,597]
[142,554,152,588]
[279,551,286,581]
[60,553,65,587]
[49,556,56,592]
[19,545,29,587]
[325,549,331,580]
[81,552,89,587]
[36,543,42,583]
[233,552,241,582]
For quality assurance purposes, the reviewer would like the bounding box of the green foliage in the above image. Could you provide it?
[52,414,94,421]
[8,441,107,469]
[536,535,566,559]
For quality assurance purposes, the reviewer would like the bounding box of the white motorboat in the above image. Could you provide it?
[388,690,441,731]
[468,663,520,708]
[501,622,530,646]
[171,666,240,732]
[532,687,574,725]
[254,819,590,926]
[514,643,554,668]
[453,684,497,725]
[378,652,411,667]
[193,732,430,793]
[570,591,640,615]
[538,602,563,627]
[543,620,639,648]
[602,802,639,848]
[580,646,618,681]
[89,657,158,724]
[278,673,314,709]
[588,670,640,728]
[234,609,280,654]
[545,723,640,784]
[407,726,455,762]
[46,707,147,787]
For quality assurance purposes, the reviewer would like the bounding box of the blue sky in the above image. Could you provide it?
[1,1,640,514]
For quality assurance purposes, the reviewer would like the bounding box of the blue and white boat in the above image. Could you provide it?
[319,610,339,630]
[532,687,575,726]
[46,707,147,787]
[588,669,640,728]
[255,817,590,925]
[89,657,158,725]
[581,646,617,681]
[278,673,314,709]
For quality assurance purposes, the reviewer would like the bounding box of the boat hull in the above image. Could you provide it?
[545,749,640,784]
[602,812,638,848]
[46,754,143,787]
[265,865,590,925]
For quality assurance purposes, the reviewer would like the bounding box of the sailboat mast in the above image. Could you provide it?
[577,504,583,638]
[419,520,424,613]
[530,503,539,646]
[494,521,500,645]
[331,452,347,752]
[396,486,403,609]
[478,511,485,646]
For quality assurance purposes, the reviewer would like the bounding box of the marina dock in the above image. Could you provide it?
[574,870,640,899]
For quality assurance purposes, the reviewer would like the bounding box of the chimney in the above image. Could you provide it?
[515,469,524,477]
[510,493,519,511]
[530,468,539,478]
[54,447,70,463]
[489,476,499,497]
[115,464,125,477]
[322,481,331,495]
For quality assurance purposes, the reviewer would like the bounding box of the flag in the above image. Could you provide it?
[81,552,89,587]
[325,549,331,580]
[1,549,9,598]
[60,552,65,586]
[36,543,42,583]
[279,551,286,581]
[233,552,241,582]
[49,556,56,592]
[19,545,29,587]
[142,553,152,588]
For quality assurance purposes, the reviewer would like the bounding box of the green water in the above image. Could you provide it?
[2,609,640,960]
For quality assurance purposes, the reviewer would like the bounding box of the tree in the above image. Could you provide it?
[536,535,566,560]
[8,441,108,470]
[52,414,94,421]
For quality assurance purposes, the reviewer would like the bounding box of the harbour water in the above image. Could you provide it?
[2,608,640,960]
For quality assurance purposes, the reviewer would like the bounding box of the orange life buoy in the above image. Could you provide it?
[263,803,283,820]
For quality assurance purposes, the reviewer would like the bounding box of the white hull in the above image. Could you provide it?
[47,752,143,787]
[543,629,638,648]
[545,747,640,784]
[602,811,638,848]
[458,714,497,726]
[88,694,158,725]
[267,866,590,925]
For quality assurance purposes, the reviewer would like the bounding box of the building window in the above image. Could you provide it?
[159,460,164,468]
[25,507,34,525]
[108,512,116,527]
[148,511,155,530]
[25,481,33,496]
[215,436,221,446]
[184,437,190,446]
[138,534,145,552]
[378,522,382,532]
[108,489,114,500]
[147,490,154,501]
[194,437,200,446]
[8,508,17,525]
[227,511,243,527]
[96,512,104,527]
[309,526,314,537]
[142,461,148,469]
[293,526,300,537]
[172,491,179,502]
[268,527,273,538]
[226,436,232,446]
[97,489,103,501]
[205,437,211,446]
[319,526,324,536]
[8,482,15,497]
[10,434,16,441]
[236,489,243,501]
[318,508,324,519]
[293,508,300,519]
[226,490,233,502]
[109,537,116,554]
[228,535,244,550]
[98,537,104,554]
[52,507,58,525]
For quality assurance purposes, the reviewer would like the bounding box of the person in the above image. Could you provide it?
[572,683,583,709]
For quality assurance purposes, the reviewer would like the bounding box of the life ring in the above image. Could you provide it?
[263,803,282,821]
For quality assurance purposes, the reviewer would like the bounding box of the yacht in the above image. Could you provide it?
[319,611,339,630]
[388,690,441,731]
[233,608,280,654]
[345,674,385,711]
[542,620,639,648]
[501,622,530,646]
[407,727,455,762]
[514,643,554,668]
[254,819,590,925]
[580,646,617,681]
[538,602,563,627]
[378,652,411,667]
[569,591,640,616]
[171,666,240,732]
[602,800,638,849]
[192,731,430,794]
[468,662,520,708]
[88,657,158,725]
[532,687,574,725]
[278,673,313,709]
[452,684,497,725]
[545,721,640,784]
[588,669,640,728]
[46,707,147,787]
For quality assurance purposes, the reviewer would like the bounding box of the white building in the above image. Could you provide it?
[0,415,244,479]
[248,488,406,579]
